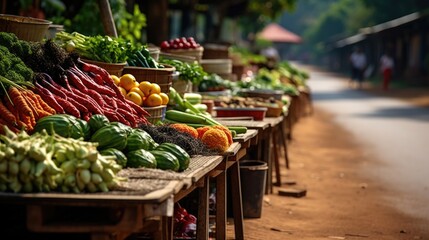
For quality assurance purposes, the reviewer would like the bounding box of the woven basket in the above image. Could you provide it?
[143,105,167,124]
[122,64,175,93]
[0,14,51,42]
[162,47,204,63]
[81,59,126,76]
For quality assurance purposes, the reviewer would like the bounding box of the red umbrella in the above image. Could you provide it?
[258,23,302,43]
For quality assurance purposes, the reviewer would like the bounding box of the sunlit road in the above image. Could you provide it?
[304,66,429,221]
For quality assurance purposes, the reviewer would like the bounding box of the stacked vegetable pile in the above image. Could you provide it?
[0,126,122,193]
[163,88,247,153]
[35,113,191,173]
[0,32,150,131]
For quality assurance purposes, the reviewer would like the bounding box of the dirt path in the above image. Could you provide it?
[227,108,429,240]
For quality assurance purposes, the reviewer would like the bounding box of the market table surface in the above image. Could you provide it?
[0,155,225,240]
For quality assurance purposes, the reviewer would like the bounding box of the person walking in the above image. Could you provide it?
[379,52,394,90]
[349,47,367,89]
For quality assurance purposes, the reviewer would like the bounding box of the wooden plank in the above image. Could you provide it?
[222,142,241,157]
[27,204,143,233]
[215,170,227,240]
[196,177,209,240]
[227,148,247,162]
[233,129,258,143]
[0,180,182,205]
[181,156,224,183]
[97,0,118,37]
[218,120,270,130]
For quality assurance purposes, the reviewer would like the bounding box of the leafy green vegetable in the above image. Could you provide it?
[55,31,134,63]
[159,58,207,85]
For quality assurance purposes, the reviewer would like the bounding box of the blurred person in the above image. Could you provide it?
[379,52,394,91]
[261,46,280,69]
[349,47,367,89]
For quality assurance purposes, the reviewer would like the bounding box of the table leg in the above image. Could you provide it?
[230,162,244,240]
[272,129,281,186]
[216,170,227,240]
[261,128,273,194]
[280,123,290,169]
[196,177,209,240]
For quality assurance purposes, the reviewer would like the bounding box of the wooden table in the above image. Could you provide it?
[219,118,283,194]
[208,130,258,240]
[0,155,225,240]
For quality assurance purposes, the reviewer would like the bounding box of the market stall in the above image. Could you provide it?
[0,9,311,238]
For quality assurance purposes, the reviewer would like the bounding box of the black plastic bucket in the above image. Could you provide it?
[240,160,268,218]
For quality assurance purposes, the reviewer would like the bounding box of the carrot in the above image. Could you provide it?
[3,96,27,130]
[125,99,150,117]
[22,90,52,120]
[53,95,81,118]
[0,117,20,133]
[86,89,105,108]
[68,86,104,114]
[34,82,65,114]
[116,108,137,127]
[0,99,17,126]
[102,94,118,109]
[66,70,88,94]
[70,66,115,96]
[8,87,35,129]
[68,97,89,114]
[102,108,120,122]
[33,93,56,114]
[36,74,67,99]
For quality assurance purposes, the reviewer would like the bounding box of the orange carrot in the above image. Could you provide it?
[0,99,17,126]
[3,97,28,131]
[33,92,56,114]
[8,87,35,129]
[22,90,52,120]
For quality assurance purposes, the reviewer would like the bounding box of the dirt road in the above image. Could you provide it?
[226,71,429,239]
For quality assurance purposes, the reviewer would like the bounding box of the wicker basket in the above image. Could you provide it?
[81,59,126,76]
[122,64,175,93]
[143,105,167,124]
[162,47,204,63]
[0,14,51,42]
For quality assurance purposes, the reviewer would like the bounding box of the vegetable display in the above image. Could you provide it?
[0,126,122,193]
[126,46,160,68]
[159,59,206,85]
[55,31,133,64]
[160,37,201,50]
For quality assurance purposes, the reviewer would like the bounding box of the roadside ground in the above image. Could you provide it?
[226,68,429,239]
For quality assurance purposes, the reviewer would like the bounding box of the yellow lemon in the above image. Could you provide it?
[150,83,161,95]
[159,92,169,105]
[138,81,152,96]
[118,86,127,96]
[120,74,137,91]
[129,87,145,99]
[126,91,143,106]
[145,93,163,107]
[111,75,120,86]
